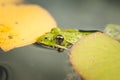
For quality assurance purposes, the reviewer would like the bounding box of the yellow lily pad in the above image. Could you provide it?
[70,32,120,80]
[0,4,57,52]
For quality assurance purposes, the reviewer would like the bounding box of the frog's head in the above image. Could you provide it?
[37,28,72,51]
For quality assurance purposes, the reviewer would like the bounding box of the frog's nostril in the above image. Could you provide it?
[0,66,8,80]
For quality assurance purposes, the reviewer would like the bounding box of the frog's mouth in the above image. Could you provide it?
[35,42,68,52]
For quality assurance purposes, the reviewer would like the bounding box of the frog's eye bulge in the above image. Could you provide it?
[70,32,120,80]
[0,4,57,52]
[51,28,61,34]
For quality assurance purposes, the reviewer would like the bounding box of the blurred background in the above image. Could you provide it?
[0,0,120,80]
[28,0,120,30]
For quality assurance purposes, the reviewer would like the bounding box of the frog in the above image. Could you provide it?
[36,28,99,52]
[36,24,120,52]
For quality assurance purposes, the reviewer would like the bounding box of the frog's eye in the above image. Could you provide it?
[44,37,48,39]
[55,35,64,45]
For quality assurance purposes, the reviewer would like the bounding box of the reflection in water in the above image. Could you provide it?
[64,73,80,80]
[63,54,81,80]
